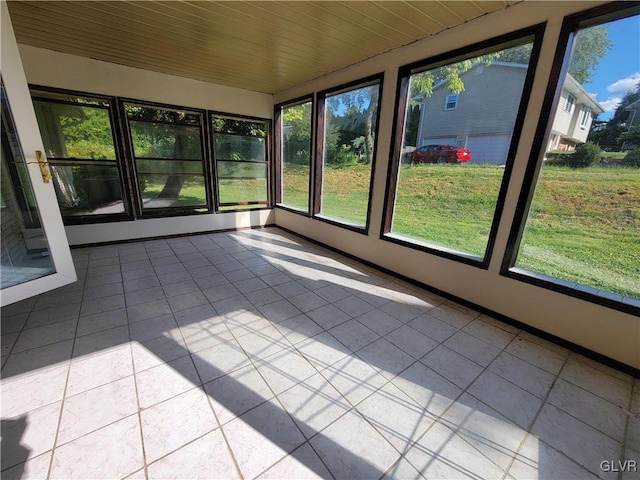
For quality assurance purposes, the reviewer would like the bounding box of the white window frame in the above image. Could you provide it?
[580,108,591,128]
[444,94,458,110]
[564,93,576,114]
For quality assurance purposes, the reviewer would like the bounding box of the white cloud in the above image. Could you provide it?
[599,97,622,113]
[606,72,640,94]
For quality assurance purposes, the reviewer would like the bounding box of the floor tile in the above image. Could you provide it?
[356,309,403,336]
[357,338,415,380]
[381,457,425,480]
[278,373,350,439]
[1,401,61,471]
[77,308,128,336]
[428,304,476,329]
[356,381,435,453]
[329,319,380,352]
[309,409,399,480]
[1,364,68,417]
[146,429,239,480]
[444,330,502,367]
[531,403,623,479]
[254,347,318,395]
[0,451,52,480]
[440,393,526,470]
[274,313,323,345]
[224,400,306,479]
[191,339,251,384]
[405,422,505,480]
[421,345,484,389]
[384,324,438,359]
[559,356,632,408]
[547,378,627,442]
[468,370,543,430]
[0,228,633,480]
[57,375,138,445]
[508,435,600,480]
[204,363,274,425]
[135,356,200,409]
[140,387,218,463]
[319,354,388,406]
[2,340,73,378]
[391,361,461,417]
[50,415,143,479]
[131,333,189,373]
[505,336,567,375]
[73,325,130,358]
[488,351,556,399]
[306,304,351,330]
[257,442,332,479]
[408,313,458,343]
[67,346,133,397]
[462,318,516,349]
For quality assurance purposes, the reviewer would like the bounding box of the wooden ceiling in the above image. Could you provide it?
[7,1,519,94]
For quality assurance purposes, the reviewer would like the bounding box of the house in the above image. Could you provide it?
[415,63,603,164]
[1,1,638,479]
[547,73,605,151]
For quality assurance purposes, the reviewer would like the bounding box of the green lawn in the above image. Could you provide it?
[283,163,640,299]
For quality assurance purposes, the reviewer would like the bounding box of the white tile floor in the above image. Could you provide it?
[1,227,638,480]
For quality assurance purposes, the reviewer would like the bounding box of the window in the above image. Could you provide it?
[317,76,382,229]
[124,102,208,215]
[31,89,128,222]
[212,115,269,211]
[444,94,458,110]
[580,108,591,128]
[277,99,312,212]
[505,5,640,310]
[564,93,576,113]
[383,28,542,264]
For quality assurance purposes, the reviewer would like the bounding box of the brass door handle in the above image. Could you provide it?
[35,150,51,184]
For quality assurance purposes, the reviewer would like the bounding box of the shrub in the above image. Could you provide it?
[567,142,601,168]
[622,148,640,167]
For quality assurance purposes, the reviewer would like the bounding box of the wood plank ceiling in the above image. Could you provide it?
[7,1,519,94]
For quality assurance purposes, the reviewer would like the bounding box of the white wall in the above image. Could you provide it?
[274,1,640,370]
[18,45,275,245]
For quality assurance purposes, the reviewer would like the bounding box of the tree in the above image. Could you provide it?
[325,84,380,165]
[590,83,640,150]
[409,25,610,102]
[568,26,611,84]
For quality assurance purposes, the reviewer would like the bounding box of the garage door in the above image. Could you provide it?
[465,134,512,165]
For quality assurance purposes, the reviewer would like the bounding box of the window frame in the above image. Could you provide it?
[274,95,315,216]
[209,111,271,212]
[579,107,591,128]
[500,2,640,315]
[29,85,134,225]
[120,98,211,218]
[563,93,576,114]
[444,94,459,110]
[381,25,546,268]
[314,73,384,235]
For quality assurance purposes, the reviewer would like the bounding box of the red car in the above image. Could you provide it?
[409,144,471,164]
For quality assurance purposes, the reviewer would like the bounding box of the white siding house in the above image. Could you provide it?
[548,74,604,151]
[417,63,603,163]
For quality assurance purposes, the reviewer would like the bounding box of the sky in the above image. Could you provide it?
[584,14,640,121]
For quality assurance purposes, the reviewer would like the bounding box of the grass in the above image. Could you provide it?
[283,163,640,299]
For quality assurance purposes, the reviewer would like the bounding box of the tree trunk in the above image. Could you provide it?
[158,122,185,199]
[365,100,376,165]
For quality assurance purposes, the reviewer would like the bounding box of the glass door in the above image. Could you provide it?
[0,3,76,306]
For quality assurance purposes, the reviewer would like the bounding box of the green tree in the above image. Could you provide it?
[326,84,380,165]
[590,83,640,150]
[568,26,612,84]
